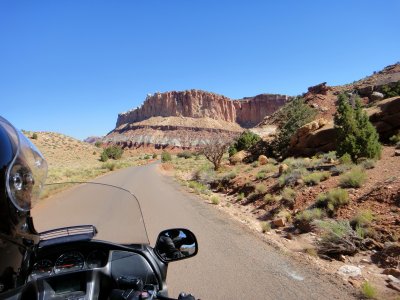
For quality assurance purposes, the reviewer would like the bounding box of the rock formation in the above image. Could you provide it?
[116,90,289,129]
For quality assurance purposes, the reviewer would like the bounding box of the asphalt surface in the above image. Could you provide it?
[33,163,355,300]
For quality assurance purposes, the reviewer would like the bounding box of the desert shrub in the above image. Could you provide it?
[255,183,267,194]
[260,221,271,233]
[278,168,307,187]
[283,157,313,169]
[102,162,116,171]
[316,219,353,239]
[316,188,349,216]
[101,145,123,161]
[381,81,400,98]
[251,161,259,168]
[100,151,109,162]
[256,170,267,180]
[303,171,331,185]
[334,94,381,161]
[351,210,374,228]
[360,159,376,170]
[320,151,337,163]
[177,151,193,159]
[389,131,400,144]
[192,165,216,184]
[144,154,150,160]
[361,281,377,299]
[339,153,352,165]
[94,141,102,147]
[31,132,38,139]
[281,187,296,201]
[295,208,324,232]
[296,208,324,223]
[237,192,244,201]
[152,153,157,159]
[161,151,172,162]
[188,181,210,195]
[339,167,367,188]
[92,151,96,155]
[220,172,236,181]
[272,97,317,157]
[210,195,220,205]
[263,193,278,204]
[229,130,261,157]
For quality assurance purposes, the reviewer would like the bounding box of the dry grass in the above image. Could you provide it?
[24,131,144,198]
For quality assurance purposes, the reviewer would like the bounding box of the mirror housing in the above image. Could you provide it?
[154,228,198,263]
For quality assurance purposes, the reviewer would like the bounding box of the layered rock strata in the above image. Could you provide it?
[116,90,289,129]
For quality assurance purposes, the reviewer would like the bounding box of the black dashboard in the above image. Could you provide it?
[22,241,161,300]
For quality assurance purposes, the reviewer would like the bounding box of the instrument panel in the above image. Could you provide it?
[31,247,109,277]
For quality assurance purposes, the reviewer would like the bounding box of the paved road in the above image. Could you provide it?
[33,163,355,300]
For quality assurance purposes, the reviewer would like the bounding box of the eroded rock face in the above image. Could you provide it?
[234,94,289,127]
[116,90,289,129]
[117,90,237,127]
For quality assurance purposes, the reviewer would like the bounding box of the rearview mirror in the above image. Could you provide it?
[154,228,198,263]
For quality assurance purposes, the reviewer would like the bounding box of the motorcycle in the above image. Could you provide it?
[2,182,198,300]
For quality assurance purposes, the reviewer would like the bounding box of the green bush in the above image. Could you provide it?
[334,94,381,161]
[389,131,400,144]
[152,153,157,159]
[144,154,150,160]
[316,220,353,241]
[381,81,400,98]
[339,167,367,188]
[281,187,296,201]
[263,193,278,204]
[316,188,349,215]
[255,183,267,194]
[272,98,317,157]
[229,130,261,157]
[256,170,267,180]
[303,171,330,185]
[100,145,123,161]
[177,151,193,159]
[260,222,271,233]
[351,210,374,228]
[210,195,220,205]
[339,153,352,165]
[361,281,377,299]
[360,159,376,170]
[161,151,172,162]
[100,151,109,162]
[295,208,324,223]
[278,168,307,187]
[94,141,102,147]
[237,192,244,202]
[102,161,116,171]
[32,132,38,139]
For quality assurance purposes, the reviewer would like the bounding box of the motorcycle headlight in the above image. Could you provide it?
[2,118,48,211]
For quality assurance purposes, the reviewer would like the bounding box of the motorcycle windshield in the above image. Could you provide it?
[31,182,149,245]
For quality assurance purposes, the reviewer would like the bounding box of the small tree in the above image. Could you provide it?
[31,133,38,139]
[201,139,231,170]
[272,97,317,157]
[228,130,261,156]
[334,94,381,161]
[100,145,123,161]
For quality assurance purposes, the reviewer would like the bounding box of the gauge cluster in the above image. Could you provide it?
[31,247,109,278]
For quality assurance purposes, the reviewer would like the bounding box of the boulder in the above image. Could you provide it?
[337,265,362,277]
[229,150,247,165]
[258,155,268,165]
[370,91,384,101]
[272,218,286,227]
[307,82,330,95]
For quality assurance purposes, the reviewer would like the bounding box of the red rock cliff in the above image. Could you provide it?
[116,90,289,128]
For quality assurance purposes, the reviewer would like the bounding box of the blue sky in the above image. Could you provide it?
[1,1,399,140]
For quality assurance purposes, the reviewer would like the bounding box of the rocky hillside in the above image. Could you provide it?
[106,90,289,148]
